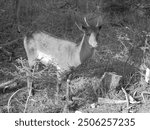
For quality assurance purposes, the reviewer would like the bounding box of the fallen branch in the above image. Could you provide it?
[23,80,32,113]
[98,98,127,104]
[98,97,140,104]
[122,87,130,110]
[0,78,18,89]
[7,87,26,113]
[0,38,22,47]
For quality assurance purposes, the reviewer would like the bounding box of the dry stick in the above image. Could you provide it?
[23,81,32,113]
[7,87,26,113]
[124,73,136,90]
[23,76,31,113]
[98,98,128,104]
[16,0,21,32]
[0,78,18,89]
[23,72,33,113]
[121,87,130,112]
[0,38,22,47]
[23,64,36,113]
[98,97,140,104]
[99,72,106,82]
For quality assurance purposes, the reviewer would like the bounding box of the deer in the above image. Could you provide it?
[23,16,102,110]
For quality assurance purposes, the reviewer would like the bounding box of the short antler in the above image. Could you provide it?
[75,22,84,32]
[96,15,102,27]
[96,19,99,27]
[84,17,90,27]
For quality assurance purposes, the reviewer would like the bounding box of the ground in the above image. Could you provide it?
[0,0,150,113]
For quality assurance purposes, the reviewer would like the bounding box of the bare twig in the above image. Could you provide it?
[7,87,26,113]
[122,87,130,112]
[23,84,32,113]
[23,62,37,113]
[98,98,140,105]
[0,38,22,47]
[98,98,128,104]
[0,78,18,89]
[124,73,136,89]
[98,97,140,104]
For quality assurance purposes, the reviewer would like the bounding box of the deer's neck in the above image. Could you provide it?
[78,34,94,64]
